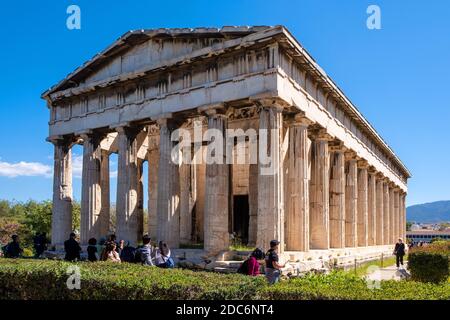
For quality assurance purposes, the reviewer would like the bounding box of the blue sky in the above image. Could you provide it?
[0,0,449,206]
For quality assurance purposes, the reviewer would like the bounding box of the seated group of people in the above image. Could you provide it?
[64,233,174,268]
[238,239,285,285]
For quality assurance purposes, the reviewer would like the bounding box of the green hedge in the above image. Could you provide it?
[0,259,448,300]
[408,242,450,284]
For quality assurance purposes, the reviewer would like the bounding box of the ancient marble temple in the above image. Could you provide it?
[42,26,410,257]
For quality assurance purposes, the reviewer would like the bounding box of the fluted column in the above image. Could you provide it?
[203,108,229,253]
[257,104,284,252]
[345,153,358,247]
[389,186,395,244]
[180,157,196,245]
[51,138,73,247]
[394,189,400,242]
[286,116,312,251]
[383,181,390,245]
[248,163,258,246]
[357,162,369,247]
[309,130,331,250]
[98,150,110,237]
[329,143,346,249]
[116,127,141,246]
[80,133,103,245]
[375,176,384,245]
[401,193,407,241]
[147,130,159,239]
[137,159,144,239]
[368,171,377,246]
[156,118,180,248]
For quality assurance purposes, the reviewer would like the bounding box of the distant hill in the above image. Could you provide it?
[407,200,450,223]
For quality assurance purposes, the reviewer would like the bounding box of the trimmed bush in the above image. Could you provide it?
[408,242,449,284]
[0,259,448,300]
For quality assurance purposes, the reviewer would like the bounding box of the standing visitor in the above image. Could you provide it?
[393,238,406,269]
[87,238,98,262]
[155,241,174,268]
[265,240,285,284]
[64,232,81,262]
[33,232,48,258]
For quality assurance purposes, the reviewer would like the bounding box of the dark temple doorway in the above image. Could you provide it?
[232,195,249,244]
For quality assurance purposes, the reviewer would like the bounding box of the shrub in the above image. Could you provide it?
[408,242,449,283]
[0,259,448,300]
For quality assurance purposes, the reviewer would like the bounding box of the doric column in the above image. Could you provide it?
[367,170,377,246]
[401,193,407,241]
[375,176,384,245]
[357,161,369,247]
[51,138,73,247]
[248,163,258,246]
[383,181,390,245]
[394,189,400,242]
[257,104,285,252]
[345,153,358,248]
[98,150,110,237]
[80,133,103,245]
[309,130,331,250]
[203,107,229,253]
[116,126,141,246]
[286,115,312,251]
[328,142,346,249]
[156,117,180,248]
[147,127,159,240]
[389,186,395,244]
[179,153,196,245]
[137,159,145,239]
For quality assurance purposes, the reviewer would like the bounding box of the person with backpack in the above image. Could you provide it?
[4,235,23,258]
[155,241,174,268]
[265,240,285,284]
[120,241,136,263]
[237,248,264,276]
[135,235,154,266]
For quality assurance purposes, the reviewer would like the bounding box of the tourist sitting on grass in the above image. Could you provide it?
[155,241,174,268]
[265,240,285,285]
[393,238,406,269]
[87,238,98,262]
[107,234,121,254]
[120,241,136,263]
[237,248,265,276]
[3,235,23,258]
[101,241,121,263]
[64,232,81,262]
[135,235,154,266]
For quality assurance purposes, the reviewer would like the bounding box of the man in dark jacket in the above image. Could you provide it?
[64,232,82,261]
[33,232,48,258]
[4,235,23,258]
[393,238,406,269]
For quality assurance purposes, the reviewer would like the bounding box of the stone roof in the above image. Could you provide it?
[41,25,411,179]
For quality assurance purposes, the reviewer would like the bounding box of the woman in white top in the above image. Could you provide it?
[155,241,171,267]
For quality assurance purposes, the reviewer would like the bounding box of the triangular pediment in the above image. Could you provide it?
[42,26,272,97]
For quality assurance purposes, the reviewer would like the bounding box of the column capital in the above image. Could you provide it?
[357,159,370,169]
[310,128,333,141]
[344,150,358,161]
[288,113,314,128]
[368,166,378,176]
[197,103,226,116]
[329,140,347,153]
